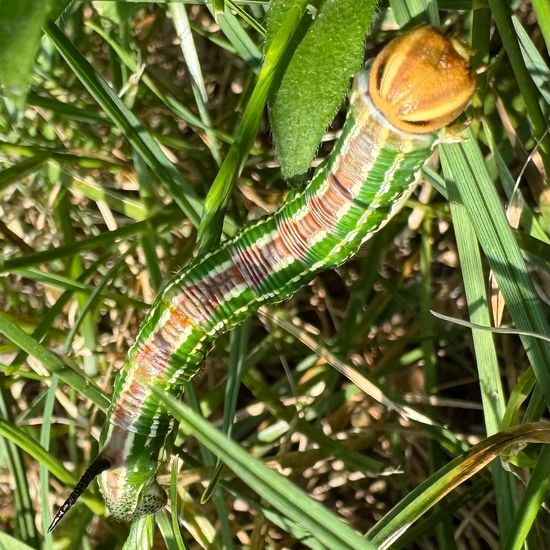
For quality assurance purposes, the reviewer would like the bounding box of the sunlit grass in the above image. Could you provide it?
[0,2,549,549]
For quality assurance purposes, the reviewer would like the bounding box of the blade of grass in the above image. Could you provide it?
[63,244,136,352]
[260,307,436,428]
[55,184,98,377]
[8,251,119,372]
[28,91,108,124]
[0,153,50,195]
[153,387,376,550]
[503,445,550,550]
[40,374,58,544]
[531,0,550,56]
[170,3,222,166]
[132,151,164,292]
[389,0,439,27]
[446,161,517,537]
[0,418,104,514]
[64,174,148,221]
[393,480,489,549]
[201,320,250,502]
[124,515,155,550]
[0,206,181,274]
[0,141,124,169]
[227,0,265,35]
[14,267,146,309]
[420,216,456,550]
[209,4,262,71]
[440,130,550,410]
[85,20,250,154]
[486,0,550,173]
[168,463,189,550]
[512,15,550,105]
[0,532,36,550]
[0,312,109,410]
[0,383,37,544]
[213,0,225,22]
[367,423,550,548]
[196,3,303,252]
[43,20,226,233]
[242,362,386,473]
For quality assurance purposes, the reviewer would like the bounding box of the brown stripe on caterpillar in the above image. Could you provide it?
[174,263,248,324]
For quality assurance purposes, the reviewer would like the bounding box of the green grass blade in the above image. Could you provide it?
[487,0,550,172]
[196,3,303,252]
[440,130,550,409]
[85,21,221,135]
[43,21,205,229]
[503,445,550,550]
[40,375,58,543]
[210,5,262,70]
[14,267,146,309]
[0,385,37,544]
[63,245,135,353]
[0,207,181,274]
[124,515,155,550]
[389,0,440,27]
[512,15,550,105]
[0,532,36,550]
[367,423,550,548]
[64,174,148,221]
[0,418,104,514]
[0,153,50,195]
[157,509,189,550]
[201,320,250,502]
[446,164,517,537]
[153,388,375,550]
[0,312,109,410]
[170,3,222,166]
[420,217,456,549]
[531,0,550,56]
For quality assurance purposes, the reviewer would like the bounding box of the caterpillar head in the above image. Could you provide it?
[368,26,475,134]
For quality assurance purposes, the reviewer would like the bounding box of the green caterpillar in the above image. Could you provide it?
[49,26,475,530]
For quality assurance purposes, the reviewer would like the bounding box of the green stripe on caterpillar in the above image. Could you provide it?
[49,26,475,531]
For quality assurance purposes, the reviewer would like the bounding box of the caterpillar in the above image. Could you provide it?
[49,26,475,530]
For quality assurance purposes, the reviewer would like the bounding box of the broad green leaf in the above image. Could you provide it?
[268,0,376,180]
[0,0,53,101]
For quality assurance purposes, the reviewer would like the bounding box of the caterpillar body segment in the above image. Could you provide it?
[49,26,475,530]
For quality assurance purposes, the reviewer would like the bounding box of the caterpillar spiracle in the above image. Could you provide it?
[49,26,475,530]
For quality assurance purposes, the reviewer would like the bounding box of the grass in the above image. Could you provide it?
[1,1,549,549]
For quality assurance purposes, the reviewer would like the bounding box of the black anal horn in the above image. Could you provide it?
[48,455,111,532]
